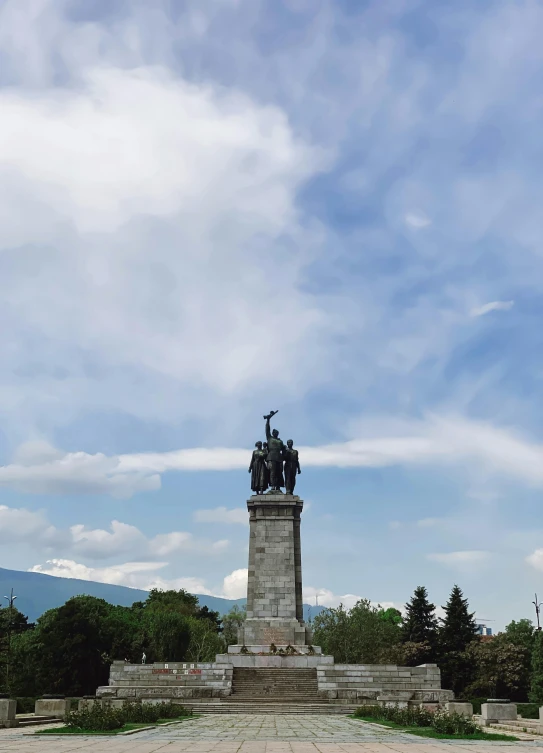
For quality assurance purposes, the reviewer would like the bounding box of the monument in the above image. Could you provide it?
[96,410,453,710]
[237,410,309,649]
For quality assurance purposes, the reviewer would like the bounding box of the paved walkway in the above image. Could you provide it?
[0,713,541,752]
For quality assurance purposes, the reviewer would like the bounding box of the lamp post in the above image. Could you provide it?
[3,589,17,690]
[533,594,541,631]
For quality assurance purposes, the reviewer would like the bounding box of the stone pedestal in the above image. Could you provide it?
[481,701,517,726]
[237,494,310,648]
[446,701,473,717]
[35,698,71,718]
[0,699,17,728]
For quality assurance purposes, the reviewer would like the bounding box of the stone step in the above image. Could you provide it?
[231,686,321,690]
[185,702,357,715]
[226,696,324,702]
[490,721,541,734]
[17,716,63,727]
[232,668,318,693]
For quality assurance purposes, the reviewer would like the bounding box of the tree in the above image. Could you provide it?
[530,630,543,703]
[0,605,33,692]
[145,589,199,615]
[144,611,192,662]
[439,585,478,694]
[222,605,246,646]
[31,596,116,696]
[379,607,403,626]
[313,600,402,663]
[466,634,527,700]
[401,586,438,663]
[186,617,225,661]
[440,586,477,653]
[505,619,535,700]
[196,606,222,631]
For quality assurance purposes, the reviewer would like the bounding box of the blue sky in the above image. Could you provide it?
[0,0,543,628]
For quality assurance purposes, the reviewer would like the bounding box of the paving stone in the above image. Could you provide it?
[0,712,539,751]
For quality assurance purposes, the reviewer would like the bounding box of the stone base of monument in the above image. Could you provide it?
[238,618,311,647]
[96,659,453,711]
[96,489,454,712]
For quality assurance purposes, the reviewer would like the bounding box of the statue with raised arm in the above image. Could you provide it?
[283,439,301,495]
[263,411,285,492]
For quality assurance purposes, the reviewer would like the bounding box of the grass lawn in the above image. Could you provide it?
[35,715,195,735]
[352,716,520,742]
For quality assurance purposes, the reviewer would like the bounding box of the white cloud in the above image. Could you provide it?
[0,504,229,561]
[4,414,543,498]
[0,442,160,498]
[30,559,244,599]
[29,559,168,589]
[0,504,62,546]
[470,300,514,317]
[303,586,401,612]
[427,550,491,571]
[0,56,330,442]
[405,212,431,228]
[526,549,543,572]
[29,558,217,594]
[193,507,247,525]
[222,568,248,599]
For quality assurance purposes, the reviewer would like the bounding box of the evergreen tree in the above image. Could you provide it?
[401,586,438,663]
[529,629,543,703]
[440,585,478,653]
[439,585,478,695]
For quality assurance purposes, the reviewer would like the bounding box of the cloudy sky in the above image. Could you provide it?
[1,0,543,629]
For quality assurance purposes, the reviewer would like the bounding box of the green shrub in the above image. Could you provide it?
[66,704,125,731]
[431,709,478,735]
[15,697,37,714]
[354,703,478,736]
[121,701,188,723]
[517,703,540,719]
[465,697,487,715]
[65,700,190,731]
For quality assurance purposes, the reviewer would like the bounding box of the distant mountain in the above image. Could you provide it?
[0,567,324,623]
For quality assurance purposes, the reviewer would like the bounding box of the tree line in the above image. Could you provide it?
[1,583,542,703]
[313,584,542,702]
[0,589,230,697]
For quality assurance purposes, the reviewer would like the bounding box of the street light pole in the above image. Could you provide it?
[3,589,17,691]
[533,593,541,631]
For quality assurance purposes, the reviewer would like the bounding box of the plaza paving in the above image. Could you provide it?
[0,713,542,753]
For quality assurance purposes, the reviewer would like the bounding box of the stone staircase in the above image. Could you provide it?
[185,701,357,714]
[16,715,64,727]
[229,668,321,702]
[183,668,358,714]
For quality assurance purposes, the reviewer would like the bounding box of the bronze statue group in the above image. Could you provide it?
[249,411,301,495]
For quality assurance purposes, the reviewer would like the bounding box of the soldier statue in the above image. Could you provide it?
[283,439,301,495]
[248,440,268,494]
[264,411,285,492]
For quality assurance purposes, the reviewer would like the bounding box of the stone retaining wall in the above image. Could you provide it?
[317,663,453,705]
[96,661,233,700]
[98,659,453,706]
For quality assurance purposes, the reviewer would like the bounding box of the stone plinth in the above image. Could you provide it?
[481,702,517,725]
[238,494,309,647]
[35,698,70,717]
[0,699,17,728]
[217,652,333,668]
[446,701,473,717]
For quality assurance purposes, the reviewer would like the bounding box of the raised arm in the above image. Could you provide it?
[265,417,272,442]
